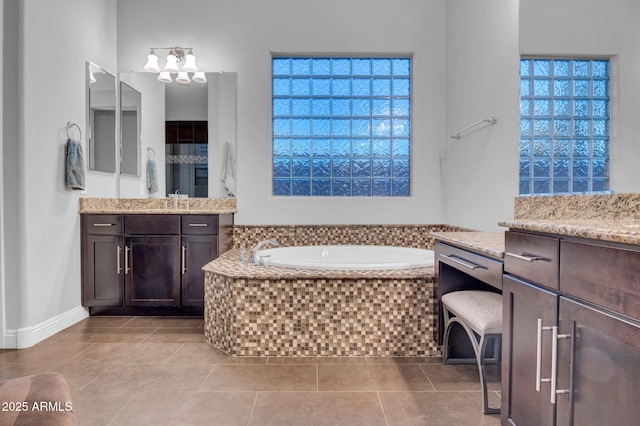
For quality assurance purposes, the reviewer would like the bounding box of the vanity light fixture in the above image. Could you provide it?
[143,47,205,84]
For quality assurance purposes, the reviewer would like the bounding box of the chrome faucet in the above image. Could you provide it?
[249,238,279,265]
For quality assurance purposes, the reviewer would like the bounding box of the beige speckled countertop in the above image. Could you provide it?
[79,197,237,214]
[498,218,640,245]
[429,231,505,259]
[202,248,435,279]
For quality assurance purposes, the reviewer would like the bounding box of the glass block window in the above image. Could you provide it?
[272,56,411,196]
[519,58,610,195]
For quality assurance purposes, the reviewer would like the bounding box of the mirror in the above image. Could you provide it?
[87,62,117,172]
[120,81,141,175]
[117,71,237,198]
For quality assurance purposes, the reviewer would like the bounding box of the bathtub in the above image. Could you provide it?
[255,245,434,270]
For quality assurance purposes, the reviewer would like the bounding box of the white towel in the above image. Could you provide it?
[220,141,236,196]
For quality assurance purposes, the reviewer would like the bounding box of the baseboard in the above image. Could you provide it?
[3,306,89,349]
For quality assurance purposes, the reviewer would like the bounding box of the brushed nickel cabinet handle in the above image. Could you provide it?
[536,318,554,392]
[551,325,572,404]
[182,246,187,275]
[188,223,208,227]
[440,254,481,270]
[125,246,131,274]
[506,252,547,262]
[93,223,115,227]
[117,246,122,274]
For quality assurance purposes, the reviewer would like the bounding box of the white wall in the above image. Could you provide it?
[520,0,640,193]
[165,83,207,121]
[209,73,238,198]
[444,0,520,231]
[1,0,117,347]
[117,0,448,225]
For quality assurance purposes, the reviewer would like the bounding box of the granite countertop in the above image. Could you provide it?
[429,231,505,259]
[79,197,237,215]
[498,218,640,246]
[202,248,435,280]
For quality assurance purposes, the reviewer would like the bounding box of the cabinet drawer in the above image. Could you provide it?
[125,215,180,235]
[181,215,218,235]
[561,240,640,320]
[505,231,559,290]
[83,214,122,235]
[435,242,503,289]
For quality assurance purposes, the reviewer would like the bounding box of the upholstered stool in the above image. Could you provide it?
[441,290,502,414]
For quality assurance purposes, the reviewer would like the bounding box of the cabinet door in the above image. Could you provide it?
[125,236,181,307]
[83,235,123,306]
[181,235,218,307]
[556,297,640,426]
[502,275,558,426]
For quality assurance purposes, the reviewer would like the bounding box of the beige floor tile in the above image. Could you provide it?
[122,316,204,328]
[202,364,317,391]
[68,316,135,329]
[421,363,501,391]
[67,342,182,364]
[0,342,92,365]
[84,363,213,391]
[167,343,267,365]
[318,364,435,392]
[0,362,65,382]
[142,327,206,343]
[367,356,443,364]
[54,327,157,344]
[70,388,138,426]
[267,356,367,365]
[249,391,387,426]
[379,391,501,426]
[111,391,256,426]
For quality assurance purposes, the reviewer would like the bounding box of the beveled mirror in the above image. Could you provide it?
[87,62,117,172]
[120,81,141,175]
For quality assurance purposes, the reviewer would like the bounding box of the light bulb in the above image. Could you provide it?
[143,49,160,73]
[183,49,197,72]
[192,72,207,83]
[164,50,180,73]
[176,72,191,84]
[158,72,173,83]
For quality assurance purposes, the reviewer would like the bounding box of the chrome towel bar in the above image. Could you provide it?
[450,116,497,140]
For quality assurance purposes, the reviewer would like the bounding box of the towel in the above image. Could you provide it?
[146,155,158,194]
[220,141,236,196]
[65,138,86,190]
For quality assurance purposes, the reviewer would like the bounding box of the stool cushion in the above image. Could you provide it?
[0,372,77,425]
[442,290,503,335]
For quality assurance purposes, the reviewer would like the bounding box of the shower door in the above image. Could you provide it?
[165,121,208,197]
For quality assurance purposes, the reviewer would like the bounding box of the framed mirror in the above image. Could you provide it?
[87,62,117,172]
[120,81,141,176]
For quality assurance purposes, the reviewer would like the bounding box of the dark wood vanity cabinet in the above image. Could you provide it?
[81,213,232,314]
[502,230,640,426]
[81,215,124,307]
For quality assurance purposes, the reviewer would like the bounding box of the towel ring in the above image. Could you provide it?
[66,121,82,141]
[147,147,156,160]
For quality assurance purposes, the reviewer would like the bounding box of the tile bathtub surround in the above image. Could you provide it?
[204,250,438,357]
[78,197,237,214]
[232,224,470,250]
[513,193,640,220]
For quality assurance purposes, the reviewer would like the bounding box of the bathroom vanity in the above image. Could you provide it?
[79,198,235,315]
[431,231,505,353]
[499,197,640,426]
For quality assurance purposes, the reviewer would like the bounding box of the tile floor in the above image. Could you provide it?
[0,317,501,425]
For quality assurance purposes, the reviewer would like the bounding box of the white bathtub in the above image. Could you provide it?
[255,245,434,270]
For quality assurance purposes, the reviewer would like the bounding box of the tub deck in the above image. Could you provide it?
[203,249,438,357]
